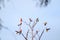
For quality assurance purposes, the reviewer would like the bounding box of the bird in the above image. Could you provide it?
[18,18,22,26]
[44,22,47,26]
[18,23,22,26]
[29,18,32,22]
[19,18,22,24]
[16,29,22,34]
[46,28,50,32]
[36,18,39,22]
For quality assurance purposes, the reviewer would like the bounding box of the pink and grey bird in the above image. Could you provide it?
[18,18,22,26]
[16,29,22,34]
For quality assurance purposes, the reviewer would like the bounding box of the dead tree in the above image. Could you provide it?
[16,18,50,40]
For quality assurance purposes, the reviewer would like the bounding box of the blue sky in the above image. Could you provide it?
[0,0,60,40]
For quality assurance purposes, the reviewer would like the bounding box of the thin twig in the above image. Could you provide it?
[23,21,32,29]
[22,33,27,40]
[32,22,37,28]
[32,29,33,40]
[33,32,38,38]
[26,29,29,40]
[39,29,44,40]
[32,18,39,28]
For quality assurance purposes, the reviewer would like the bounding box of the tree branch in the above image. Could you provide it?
[39,29,44,40]
[26,29,29,40]
[22,33,27,40]
[23,21,32,29]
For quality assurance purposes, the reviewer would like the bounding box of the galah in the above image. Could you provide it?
[18,18,22,26]
[16,29,22,34]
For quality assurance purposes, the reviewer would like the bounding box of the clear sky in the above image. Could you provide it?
[0,0,60,40]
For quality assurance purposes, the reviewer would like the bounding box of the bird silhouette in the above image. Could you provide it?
[46,28,50,32]
[16,29,22,34]
[18,18,22,26]
[44,22,47,26]
[29,18,32,22]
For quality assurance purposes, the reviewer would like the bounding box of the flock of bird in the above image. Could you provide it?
[16,18,50,34]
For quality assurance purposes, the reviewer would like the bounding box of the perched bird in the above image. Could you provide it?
[36,18,39,22]
[44,22,47,26]
[46,28,50,32]
[20,18,22,23]
[18,18,22,26]
[29,18,32,22]
[18,23,22,26]
[16,29,22,34]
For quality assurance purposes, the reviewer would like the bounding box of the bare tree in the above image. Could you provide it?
[16,18,50,40]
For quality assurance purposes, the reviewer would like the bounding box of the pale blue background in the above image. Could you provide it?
[0,0,60,40]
